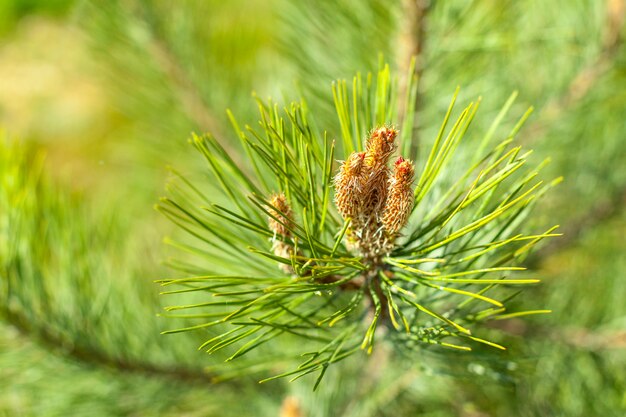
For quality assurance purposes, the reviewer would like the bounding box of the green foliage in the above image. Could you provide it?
[0,323,272,417]
[0,137,282,417]
[0,138,212,373]
[0,0,74,35]
[1,0,625,415]
[277,0,400,127]
[462,212,626,417]
[83,0,278,157]
[158,63,560,385]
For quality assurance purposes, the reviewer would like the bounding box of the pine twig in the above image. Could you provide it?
[490,319,626,351]
[557,328,626,350]
[2,308,217,385]
[520,1,626,266]
[161,65,558,383]
[397,0,430,148]
[524,0,625,142]
[139,3,228,143]
[148,38,223,136]
[528,184,626,268]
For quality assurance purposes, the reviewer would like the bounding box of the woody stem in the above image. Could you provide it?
[363,256,390,321]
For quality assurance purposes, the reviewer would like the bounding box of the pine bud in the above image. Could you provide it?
[333,126,410,258]
[267,193,296,273]
[361,127,398,217]
[383,156,415,239]
[268,193,293,238]
[334,151,366,221]
[364,126,398,168]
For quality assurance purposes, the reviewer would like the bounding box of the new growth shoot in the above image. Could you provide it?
[157,62,560,387]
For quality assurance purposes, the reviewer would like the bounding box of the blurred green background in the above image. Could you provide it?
[0,0,624,416]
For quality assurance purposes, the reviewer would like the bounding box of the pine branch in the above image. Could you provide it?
[528,184,626,268]
[524,0,625,143]
[556,327,626,350]
[1,308,216,385]
[159,64,559,385]
[137,2,227,140]
[517,1,626,268]
[397,0,430,151]
[0,140,230,388]
[490,318,626,351]
[148,36,223,137]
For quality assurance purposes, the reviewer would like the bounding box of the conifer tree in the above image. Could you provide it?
[1,1,625,416]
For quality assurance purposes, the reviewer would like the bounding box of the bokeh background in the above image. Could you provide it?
[1,1,625,416]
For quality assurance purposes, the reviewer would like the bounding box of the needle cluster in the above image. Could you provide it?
[157,64,560,387]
